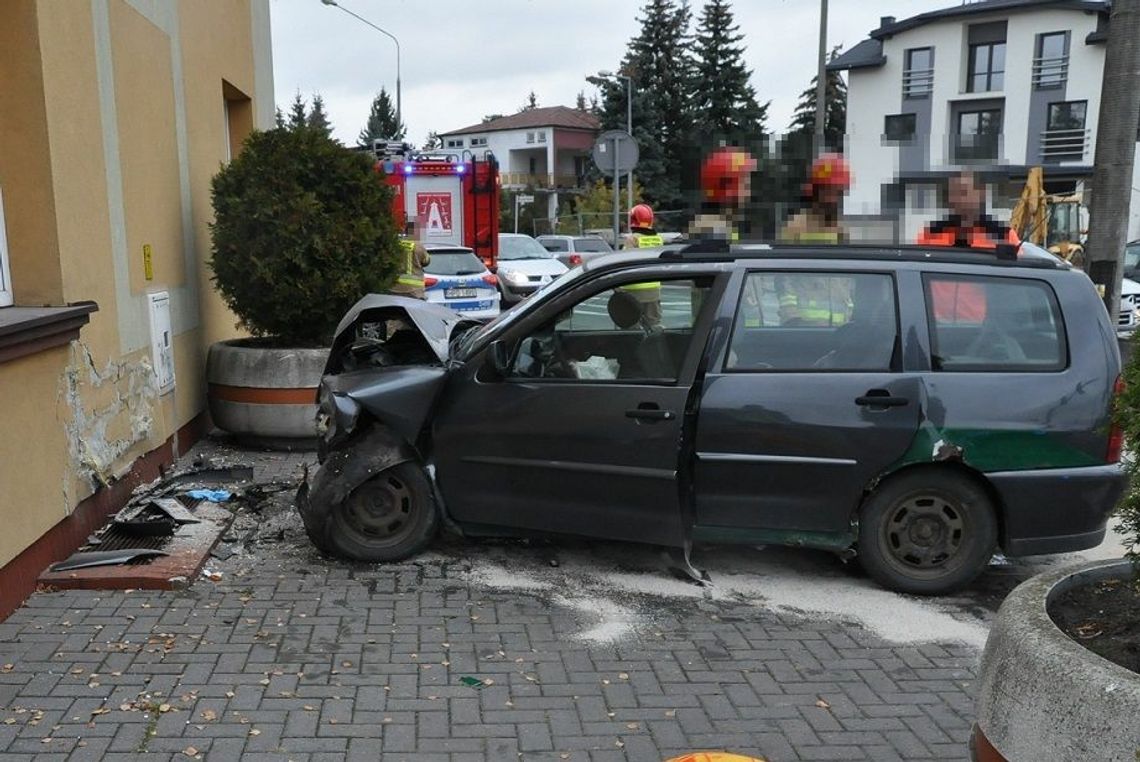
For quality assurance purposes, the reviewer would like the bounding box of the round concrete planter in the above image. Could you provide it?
[206,339,328,450]
[973,558,1140,761]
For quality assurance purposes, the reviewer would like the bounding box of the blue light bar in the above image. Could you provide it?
[403,164,413,175]
[456,164,466,174]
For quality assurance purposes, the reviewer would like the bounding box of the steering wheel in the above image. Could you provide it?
[964,324,1027,364]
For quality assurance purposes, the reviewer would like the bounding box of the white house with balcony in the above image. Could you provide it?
[830,0,1140,243]
[439,106,601,223]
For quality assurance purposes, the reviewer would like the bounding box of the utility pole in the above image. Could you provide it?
[813,0,829,154]
[321,0,402,131]
[1085,0,1140,315]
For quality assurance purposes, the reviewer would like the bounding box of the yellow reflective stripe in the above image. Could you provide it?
[778,294,796,306]
[621,282,661,291]
[792,231,840,243]
[635,234,665,247]
[396,275,424,287]
[730,230,740,242]
[398,239,416,274]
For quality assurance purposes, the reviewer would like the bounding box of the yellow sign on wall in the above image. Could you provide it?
[143,244,153,281]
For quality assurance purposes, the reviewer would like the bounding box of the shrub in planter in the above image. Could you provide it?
[206,125,400,445]
[209,125,400,345]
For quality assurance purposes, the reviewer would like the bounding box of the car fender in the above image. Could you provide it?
[297,425,418,553]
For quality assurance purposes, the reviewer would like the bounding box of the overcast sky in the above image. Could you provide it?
[270,0,944,147]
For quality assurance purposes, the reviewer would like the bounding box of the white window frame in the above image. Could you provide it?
[446,138,464,148]
[471,136,487,147]
[0,186,12,307]
[537,131,547,143]
[526,131,535,144]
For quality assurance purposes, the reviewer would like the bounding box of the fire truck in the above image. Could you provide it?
[364,140,500,267]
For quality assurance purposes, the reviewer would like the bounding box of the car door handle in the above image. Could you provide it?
[626,408,675,422]
[855,391,909,408]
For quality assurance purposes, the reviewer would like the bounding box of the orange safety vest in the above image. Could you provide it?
[918,217,1020,322]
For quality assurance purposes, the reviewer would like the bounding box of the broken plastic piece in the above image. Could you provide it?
[459,676,485,689]
[50,549,169,572]
[186,489,232,503]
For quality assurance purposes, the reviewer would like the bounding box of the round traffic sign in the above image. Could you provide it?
[591,129,639,175]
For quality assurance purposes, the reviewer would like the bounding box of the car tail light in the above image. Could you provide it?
[482,273,498,287]
[569,254,583,266]
[424,276,438,287]
[1107,375,1125,463]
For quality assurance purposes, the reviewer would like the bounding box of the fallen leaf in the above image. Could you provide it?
[0,664,12,673]
[249,728,261,736]
[626,722,638,730]
[303,706,316,712]
[664,709,676,718]
[342,661,352,668]
[225,691,235,698]
[482,678,494,686]
[90,708,110,716]
[201,709,217,722]
[3,719,15,725]
[70,667,85,675]
[618,673,629,680]
[815,698,831,709]
[158,704,172,713]
[183,747,198,757]
[41,737,52,744]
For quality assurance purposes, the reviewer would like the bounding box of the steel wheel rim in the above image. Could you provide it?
[341,473,416,547]
[880,491,968,577]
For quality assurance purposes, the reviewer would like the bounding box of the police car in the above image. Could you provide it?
[422,244,500,319]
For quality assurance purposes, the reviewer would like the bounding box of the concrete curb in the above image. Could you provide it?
[974,557,1140,761]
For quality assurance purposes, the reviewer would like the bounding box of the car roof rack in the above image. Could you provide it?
[659,240,1065,269]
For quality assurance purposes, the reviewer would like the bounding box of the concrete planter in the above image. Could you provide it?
[206,339,328,449]
[973,558,1140,761]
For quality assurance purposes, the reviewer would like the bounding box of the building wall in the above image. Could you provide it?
[0,0,272,572]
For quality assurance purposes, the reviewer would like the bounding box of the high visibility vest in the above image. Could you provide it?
[793,230,840,243]
[622,233,663,293]
[396,239,424,289]
[778,291,850,326]
[917,217,1019,322]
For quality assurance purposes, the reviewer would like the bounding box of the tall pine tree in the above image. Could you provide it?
[691,0,767,145]
[588,0,695,210]
[307,94,332,137]
[788,46,847,151]
[287,93,308,130]
[522,91,539,110]
[358,88,405,146]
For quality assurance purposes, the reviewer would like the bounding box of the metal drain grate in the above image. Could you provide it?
[82,497,204,555]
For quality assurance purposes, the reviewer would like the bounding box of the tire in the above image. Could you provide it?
[857,469,997,595]
[327,462,438,562]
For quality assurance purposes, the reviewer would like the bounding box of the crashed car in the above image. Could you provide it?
[297,240,1126,595]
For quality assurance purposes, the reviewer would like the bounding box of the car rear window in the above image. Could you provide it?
[540,239,569,252]
[923,274,1067,371]
[573,238,611,252]
[424,251,486,276]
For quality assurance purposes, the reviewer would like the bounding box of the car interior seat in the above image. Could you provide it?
[606,290,676,379]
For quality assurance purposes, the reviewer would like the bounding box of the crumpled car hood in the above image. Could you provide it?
[326,294,478,375]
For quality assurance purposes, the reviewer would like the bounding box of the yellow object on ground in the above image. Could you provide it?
[665,754,768,762]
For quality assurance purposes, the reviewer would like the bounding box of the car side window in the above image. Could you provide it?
[727,272,898,371]
[923,274,1067,371]
[510,278,710,382]
[541,239,568,252]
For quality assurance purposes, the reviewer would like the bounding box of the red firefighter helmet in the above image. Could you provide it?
[808,153,852,190]
[700,148,757,205]
[629,203,654,228]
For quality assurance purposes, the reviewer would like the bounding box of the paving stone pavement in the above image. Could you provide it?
[0,438,983,761]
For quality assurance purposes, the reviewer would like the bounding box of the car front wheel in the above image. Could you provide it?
[857,470,997,595]
[327,462,438,562]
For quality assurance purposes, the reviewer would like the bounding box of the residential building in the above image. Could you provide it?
[0,0,274,618]
[439,106,601,223]
[830,0,1140,242]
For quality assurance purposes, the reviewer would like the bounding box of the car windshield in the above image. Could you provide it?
[1125,243,1140,274]
[499,236,554,260]
[574,238,612,253]
[425,250,485,276]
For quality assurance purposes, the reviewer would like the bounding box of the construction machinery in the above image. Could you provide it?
[1010,166,1088,267]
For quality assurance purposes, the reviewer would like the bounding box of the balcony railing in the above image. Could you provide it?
[1032,54,1068,88]
[951,134,1001,164]
[902,67,934,98]
[1040,127,1088,161]
[501,172,588,189]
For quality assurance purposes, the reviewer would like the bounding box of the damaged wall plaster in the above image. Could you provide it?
[59,340,159,511]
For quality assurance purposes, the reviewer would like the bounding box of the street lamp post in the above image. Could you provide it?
[599,71,634,225]
[321,0,402,133]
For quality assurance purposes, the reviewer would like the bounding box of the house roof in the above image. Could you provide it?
[829,0,1110,71]
[441,106,601,137]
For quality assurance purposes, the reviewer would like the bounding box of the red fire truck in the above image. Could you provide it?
[365,141,500,267]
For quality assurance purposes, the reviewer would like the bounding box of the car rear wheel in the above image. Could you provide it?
[857,470,997,595]
[327,462,438,562]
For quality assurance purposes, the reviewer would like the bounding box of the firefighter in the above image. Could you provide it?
[687,147,757,242]
[390,219,431,300]
[619,204,664,328]
[777,274,852,327]
[780,153,851,244]
[918,171,1020,322]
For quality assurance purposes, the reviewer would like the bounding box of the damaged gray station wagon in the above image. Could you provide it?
[297,241,1126,595]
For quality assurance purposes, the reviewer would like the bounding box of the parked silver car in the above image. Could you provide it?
[495,234,568,304]
[536,234,614,268]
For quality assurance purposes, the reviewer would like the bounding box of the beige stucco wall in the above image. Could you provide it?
[0,0,272,570]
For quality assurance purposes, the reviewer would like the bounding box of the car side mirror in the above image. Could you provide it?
[489,339,512,378]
